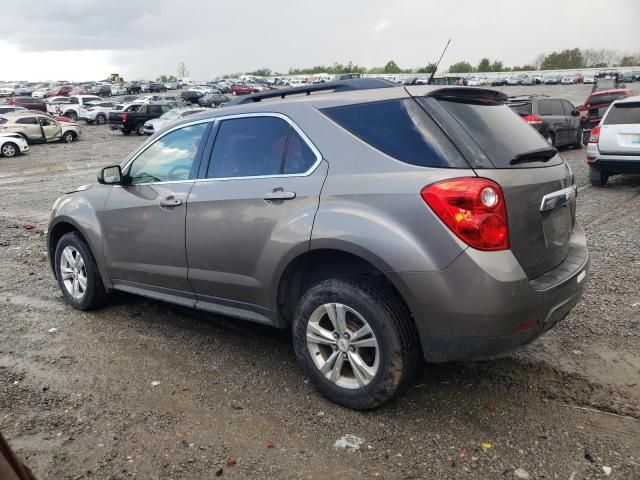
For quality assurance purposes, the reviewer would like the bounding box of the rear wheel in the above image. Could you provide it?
[1,142,18,157]
[54,232,108,310]
[95,114,106,125]
[572,128,583,149]
[589,166,609,187]
[65,111,78,122]
[136,123,145,135]
[292,277,419,409]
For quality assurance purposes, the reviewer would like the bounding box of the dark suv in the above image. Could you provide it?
[508,96,582,148]
[47,84,588,409]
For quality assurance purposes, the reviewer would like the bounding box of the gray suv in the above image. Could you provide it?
[47,85,589,409]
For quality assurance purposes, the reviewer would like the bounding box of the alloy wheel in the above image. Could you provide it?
[306,303,380,389]
[60,246,87,300]
[1,144,16,157]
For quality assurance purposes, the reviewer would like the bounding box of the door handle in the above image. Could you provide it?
[263,188,296,201]
[159,196,182,208]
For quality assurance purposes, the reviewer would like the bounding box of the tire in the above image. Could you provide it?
[589,166,609,187]
[573,128,583,149]
[1,142,18,157]
[62,131,75,143]
[95,114,106,125]
[122,129,131,136]
[65,111,78,122]
[292,277,419,409]
[54,232,108,310]
[135,123,145,136]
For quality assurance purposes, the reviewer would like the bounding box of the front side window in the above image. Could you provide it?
[127,123,208,184]
[550,100,564,116]
[206,116,291,178]
[16,117,38,125]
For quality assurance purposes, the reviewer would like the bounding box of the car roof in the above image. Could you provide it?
[612,94,640,104]
[590,89,628,96]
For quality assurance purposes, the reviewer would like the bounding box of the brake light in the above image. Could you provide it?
[122,112,128,123]
[588,125,601,143]
[421,178,509,251]
[523,114,543,126]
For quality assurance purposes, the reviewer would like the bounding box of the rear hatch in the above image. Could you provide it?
[411,88,576,279]
[598,100,640,155]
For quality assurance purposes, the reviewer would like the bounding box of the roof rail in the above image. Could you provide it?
[225,78,397,106]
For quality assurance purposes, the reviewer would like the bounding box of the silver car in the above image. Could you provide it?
[47,84,588,409]
[142,107,206,134]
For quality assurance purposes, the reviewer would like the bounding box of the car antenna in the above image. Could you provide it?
[427,38,451,85]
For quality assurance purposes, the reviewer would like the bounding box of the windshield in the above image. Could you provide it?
[160,110,180,120]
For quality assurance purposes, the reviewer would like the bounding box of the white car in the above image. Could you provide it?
[190,86,212,95]
[142,107,206,135]
[133,95,165,104]
[0,86,16,97]
[561,76,576,85]
[47,95,103,121]
[583,75,595,84]
[467,77,483,86]
[32,88,51,98]
[78,101,116,124]
[586,95,640,186]
[110,84,127,96]
[0,132,29,157]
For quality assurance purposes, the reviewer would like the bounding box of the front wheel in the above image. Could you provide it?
[136,123,145,136]
[589,166,609,187]
[65,111,78,122]
[95,114,106,125]
[292,278,419,409]
[1,142,18,157]
[54,232,108,310]
[62,131,75,143]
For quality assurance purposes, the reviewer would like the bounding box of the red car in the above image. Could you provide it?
[229,84,259,96]
[45,86,73,97]
[577,89,630,143]
[6,97,47,112]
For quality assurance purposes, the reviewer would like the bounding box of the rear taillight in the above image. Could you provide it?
[122,112,128,123]
[421,177,509,251]
[588,125,601,143]
[523,114,543,126]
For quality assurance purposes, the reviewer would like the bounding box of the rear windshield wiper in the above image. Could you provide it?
[509,147,558,165]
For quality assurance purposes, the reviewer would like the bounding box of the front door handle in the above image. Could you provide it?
[159,196,182,208]
[263,188,296,201]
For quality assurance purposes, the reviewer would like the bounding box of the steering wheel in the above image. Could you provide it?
[167,164,191,180]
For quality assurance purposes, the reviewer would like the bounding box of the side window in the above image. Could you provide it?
[550,100,565,116]
[206,116,290,178]
[16,117,37,125]
[69,97,79,104]
[39,118,52,126]
[562,101,575,116]
[283,130,317,174]
[537,100,552,116]
[127,123,208,185]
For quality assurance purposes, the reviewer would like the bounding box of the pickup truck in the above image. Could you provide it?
[108,102,173,135]
[47,95,103,121]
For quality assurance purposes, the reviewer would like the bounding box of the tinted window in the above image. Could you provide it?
[128,123,207,184]
[39,118,52,126]
[0,118,7,125]
[16,117,38,125]
[551,100,564,116]
[562,101,575,116]
[603,102,640,125]
[537,100,552,116]
[323,99,463,168]
[508,102,532,115]
[283,130,317,174]
[69,97,79,104]
[588,93,626,106]
[437,99,562,168]
[207,117,290,178]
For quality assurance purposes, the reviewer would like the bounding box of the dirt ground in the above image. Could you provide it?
[1,85,639,479]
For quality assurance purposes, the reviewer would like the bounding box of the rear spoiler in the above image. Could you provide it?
[421,87,509,104]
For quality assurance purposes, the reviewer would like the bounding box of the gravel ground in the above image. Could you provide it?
[0,85,639,479]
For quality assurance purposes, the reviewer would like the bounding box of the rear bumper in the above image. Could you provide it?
[389,223,588,362]
[587,144,640,173]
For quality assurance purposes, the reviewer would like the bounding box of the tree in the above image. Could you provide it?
[490,60,504,72]
[618,55,639,67]
[476,58,492,72]
[177,62,189,79]
[415,63,437,74]
[533,53,546,70]
[383,60,402,74]
[583,48,617,67]
[541,48,584,70]
[246,68,273,77]
[448,61,474,73]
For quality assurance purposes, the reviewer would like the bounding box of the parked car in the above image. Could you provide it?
[507,96,582,148]
[46,85,587,409]
[0,112,80,144]
[78,101,116,124]
[181,90,205,104]
[0,132,29,157]
[32,87,52,98]
[577,89,630,143]
[229,84,259,95]
[47,95,103,122]
[466,77,483,87]
[164,81,177,90]
[6,97,47,112]
[108,102,172,135]
[490,78,507,86]
[124,82,142,94]
[561,76,576,85]
[197,93,230,108]
[506,77,521,86]
[142,107,205,134]
[0,86,16,97]
[0,106,27,114]
[111,84,127,96]
[583,74,595,84]
[621,72,635,83]
[544,76,560,85]
[16,86,35,96]
[148,82,167,93]
[45,85,73,97]
[586,95,640,186]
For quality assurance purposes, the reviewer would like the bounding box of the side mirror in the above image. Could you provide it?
[98,165,123,185]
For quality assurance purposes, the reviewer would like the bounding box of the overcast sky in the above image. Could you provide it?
[1,0,639,82]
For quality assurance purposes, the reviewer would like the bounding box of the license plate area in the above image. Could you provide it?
[541,206,572,248]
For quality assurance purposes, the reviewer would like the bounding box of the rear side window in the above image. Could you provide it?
[436,99,562,168]
[508,102,532,115]
[603,102,640,125]
[322,99,466,168]
[550,100,564,116]
[537,100,552,116]
[283,130,317,174]
[16,117,38,125]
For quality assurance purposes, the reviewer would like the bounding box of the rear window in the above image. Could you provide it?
[508,102,532,115]
[322,99,467,168]
[603,102,640,125]
[0,117,7,125]
[435,99,562,168]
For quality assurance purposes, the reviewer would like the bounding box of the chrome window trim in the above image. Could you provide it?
[120,112,323,187]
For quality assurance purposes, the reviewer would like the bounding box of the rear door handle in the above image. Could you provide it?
[159,196,182,208]
[263,188,296,201]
